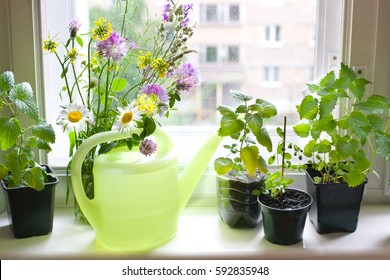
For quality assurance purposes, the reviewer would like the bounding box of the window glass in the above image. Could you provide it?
[41,0,321,165]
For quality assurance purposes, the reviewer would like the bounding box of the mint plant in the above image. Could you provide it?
[264,117,306,201]
[0,71,56,190]
[294,63,390,187]
[214,90,277,181]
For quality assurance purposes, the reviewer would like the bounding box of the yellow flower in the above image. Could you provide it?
[135,94,157,116]
[92,18,112,41]
[152,57,169,78]
[67,47,78,63]
[137,50,153,69]
[43,36,59,53]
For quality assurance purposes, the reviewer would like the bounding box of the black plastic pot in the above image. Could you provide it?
[258,188,312,245]
[305,165,366,234]
[1,165,59,238]
[217,174,265,228]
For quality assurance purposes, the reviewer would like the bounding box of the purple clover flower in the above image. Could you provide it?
[173,63,200,92]
[96,31,128,61]
[69,19,81,38]
[162,2,171,22]
[141,84,168,102]
[139,138,157,157]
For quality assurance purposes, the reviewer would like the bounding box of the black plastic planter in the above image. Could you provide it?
[217,175,265,228]
[1,165,59,238]
[305,166,366,234]
[258,188,312,245]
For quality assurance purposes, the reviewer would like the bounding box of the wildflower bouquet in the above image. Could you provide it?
[43,0,199,223]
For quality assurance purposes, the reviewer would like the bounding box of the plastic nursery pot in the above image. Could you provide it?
[217,174,265,228]
[305,165,366,234]
[1,165,59,238]
[258,188,312,245]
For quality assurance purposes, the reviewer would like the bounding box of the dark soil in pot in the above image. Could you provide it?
[258,188,312,245]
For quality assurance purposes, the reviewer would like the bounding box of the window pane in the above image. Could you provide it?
[206,46,217,62]
[229,5,240,22]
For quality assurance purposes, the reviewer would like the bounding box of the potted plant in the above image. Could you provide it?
[0,70,58,238]
[213,90,276,228]
[293,63,390,233]
[258,116,312,245]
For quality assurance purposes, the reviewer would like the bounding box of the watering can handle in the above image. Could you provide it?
[71,127,173,220]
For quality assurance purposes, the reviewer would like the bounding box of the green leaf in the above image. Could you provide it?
[68,131,76,157]
[348,111,371,138]
[111,78,127,92]
[76,36,84,47]
[349,77,371,100]
[340,62,357,80]
[311,115,337,139]
[317,139,332,154]
[367,115,385,133]
[0,118,22,150]
[375,132,390,160]
[231,90,252,102]
[0,71,15,92]
[9,82,39,121]
[306,83,320,93]
[36,139,52,152]
[335,137,358,158]
[256,127,273,152]
[319,70,336,87]
[23,166,45,190]
[257,155,268,174]
[297,95,318,120]
[0,163,9,181]
[293,123,311,138]
[319,93,338,118]
[32,120,56,144]
[217,107,245,139]
[5,150,27,184]
[240,146,259,176]
[343,168,366,187]
[354,94,390,115]
[303,139,317,157]
[214,157,234,175]
[352,149,370,172]
[246,113,263,142]
[248,99,277,118]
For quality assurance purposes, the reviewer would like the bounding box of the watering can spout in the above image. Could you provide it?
[178,132,222,212]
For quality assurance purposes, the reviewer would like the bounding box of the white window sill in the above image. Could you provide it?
[1,204,390,259]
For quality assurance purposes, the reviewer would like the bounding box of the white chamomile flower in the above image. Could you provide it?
[113,103,142,133]
[56,103,94,133]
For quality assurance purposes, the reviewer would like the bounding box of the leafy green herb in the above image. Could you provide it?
[0,71,55,190]
[214,90,276,179]
[294,63,389,187]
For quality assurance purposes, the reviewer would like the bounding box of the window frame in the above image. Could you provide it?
[3,0,388,203]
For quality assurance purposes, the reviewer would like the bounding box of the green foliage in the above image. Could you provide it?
[0,71,55,190]
[214,90,276,179]
[294,63,390,187]
[263,117,306,201]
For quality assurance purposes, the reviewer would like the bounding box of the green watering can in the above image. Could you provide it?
[71,127,221,251]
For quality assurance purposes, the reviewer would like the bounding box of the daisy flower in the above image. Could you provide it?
[113,103,142,133]
[57,103,93,133]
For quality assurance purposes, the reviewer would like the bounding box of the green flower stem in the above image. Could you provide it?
[103,58,111,115]
[120,0,129,37]
[87,39,93,110]
[55,52,73,103]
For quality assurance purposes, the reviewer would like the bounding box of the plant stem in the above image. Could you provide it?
[281,116,287,177]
